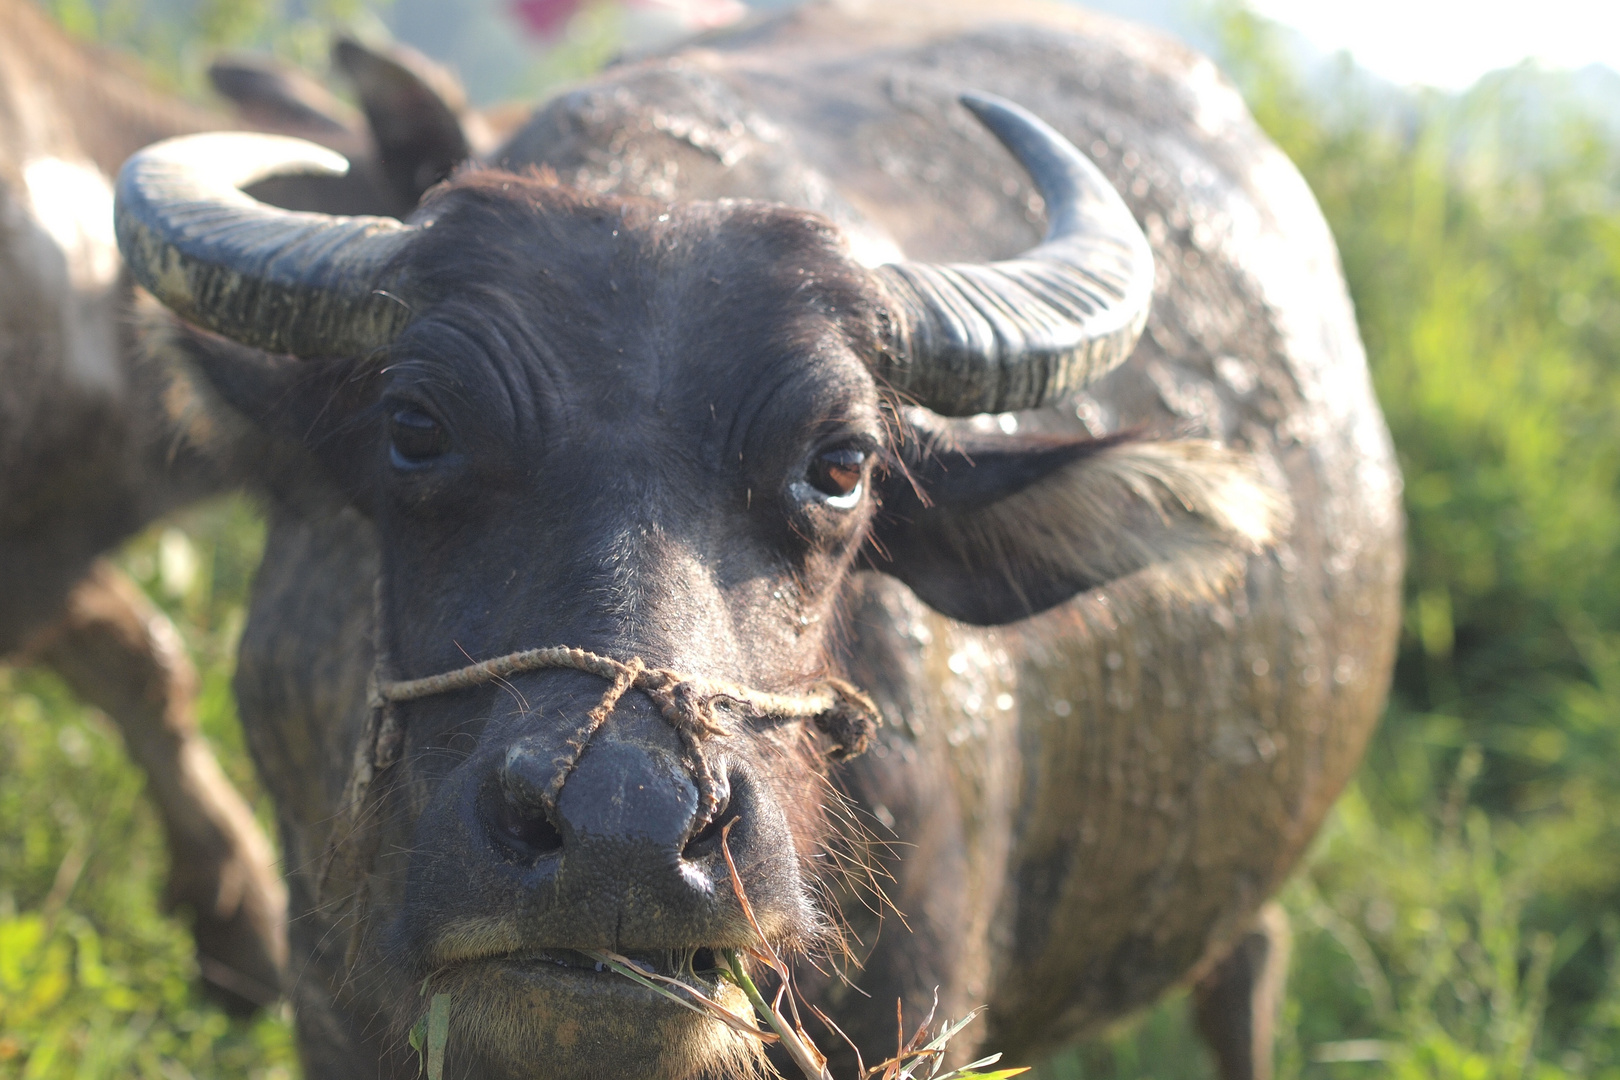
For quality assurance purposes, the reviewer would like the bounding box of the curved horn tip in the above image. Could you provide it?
[956,92,1056,172]
[121,131,353,190]
[873,91,1154,416]
[954,89,1133,242]
[957,89,1019,124]
[956,90,1070,156]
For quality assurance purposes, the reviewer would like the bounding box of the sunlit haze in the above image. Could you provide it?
[1246,0,1619,89]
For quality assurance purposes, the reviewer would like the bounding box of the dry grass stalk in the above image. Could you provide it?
[407,819,1029,1080]
[712,823,1030,1080]
[582,948,776,1044]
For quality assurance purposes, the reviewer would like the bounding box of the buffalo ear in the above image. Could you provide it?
[332,37,477,211]
[868,430,1292,626]
[208,52,363,141]
[207,52,404,216]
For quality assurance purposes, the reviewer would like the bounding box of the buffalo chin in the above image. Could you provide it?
[416,959,766,1080]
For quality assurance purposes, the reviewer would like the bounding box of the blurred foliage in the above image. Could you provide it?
[0,500,291,1078]
[41,0,624,105]
[8,0,1620,1077]
[507,0,624,99]
[41,0,395,95]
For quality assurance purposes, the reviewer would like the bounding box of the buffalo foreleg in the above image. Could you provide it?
[30,560,287,1013]
[1192,901,1291,1080]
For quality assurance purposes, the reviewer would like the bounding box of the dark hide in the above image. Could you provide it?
[156,1,1403,1077]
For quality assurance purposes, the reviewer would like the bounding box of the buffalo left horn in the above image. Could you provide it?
[873,92,1155,416]
[115,132,414,358]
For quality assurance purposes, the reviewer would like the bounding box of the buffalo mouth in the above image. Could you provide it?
[490,946,727,991]
[415,942,764,1079]
[423,938,746,1011]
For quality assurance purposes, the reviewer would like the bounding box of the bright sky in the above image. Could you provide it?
[1246,0,1620,89]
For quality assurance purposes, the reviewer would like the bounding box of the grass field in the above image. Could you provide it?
[4,2,1620,1077]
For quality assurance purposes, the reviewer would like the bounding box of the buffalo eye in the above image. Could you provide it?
[807,447,866,507]
[388,407,449,466]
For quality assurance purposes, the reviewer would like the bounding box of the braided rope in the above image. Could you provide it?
[374,645,870,737]
[320,640,880,935]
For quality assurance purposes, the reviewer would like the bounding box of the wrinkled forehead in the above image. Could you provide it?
[391,174,884,401]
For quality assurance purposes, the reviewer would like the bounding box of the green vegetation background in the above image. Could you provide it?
[3,1,1620,1077]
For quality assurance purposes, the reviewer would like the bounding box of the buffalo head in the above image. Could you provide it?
[115,94,1283,1078]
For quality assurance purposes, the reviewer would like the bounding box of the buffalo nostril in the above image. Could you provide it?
[491,789,564,859]
[680,793,738,860]
[494,738,564,858]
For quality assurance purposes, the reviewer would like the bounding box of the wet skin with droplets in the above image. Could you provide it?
[145,3,1401,1077]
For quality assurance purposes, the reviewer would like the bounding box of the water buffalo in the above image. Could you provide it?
[113,0,1403,1075]
[0,0,475,1011]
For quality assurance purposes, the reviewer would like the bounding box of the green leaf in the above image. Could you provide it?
[407,1016,427,1077]
[426,992,452,1080]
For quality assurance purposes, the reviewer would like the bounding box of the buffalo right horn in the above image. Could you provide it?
[115,131,414,358]
[873,92,1155,416]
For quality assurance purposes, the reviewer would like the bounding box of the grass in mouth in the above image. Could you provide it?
[410,821,1029,1080]
[592,821,1030,1080]
[407,991,452,1080]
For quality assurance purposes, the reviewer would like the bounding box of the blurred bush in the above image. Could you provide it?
[0,500,291,1078]
[41,0,394,94]
[40,0,627,105]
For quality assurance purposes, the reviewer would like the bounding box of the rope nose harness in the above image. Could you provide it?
[319,639,880,936]
[373,644,880,815]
